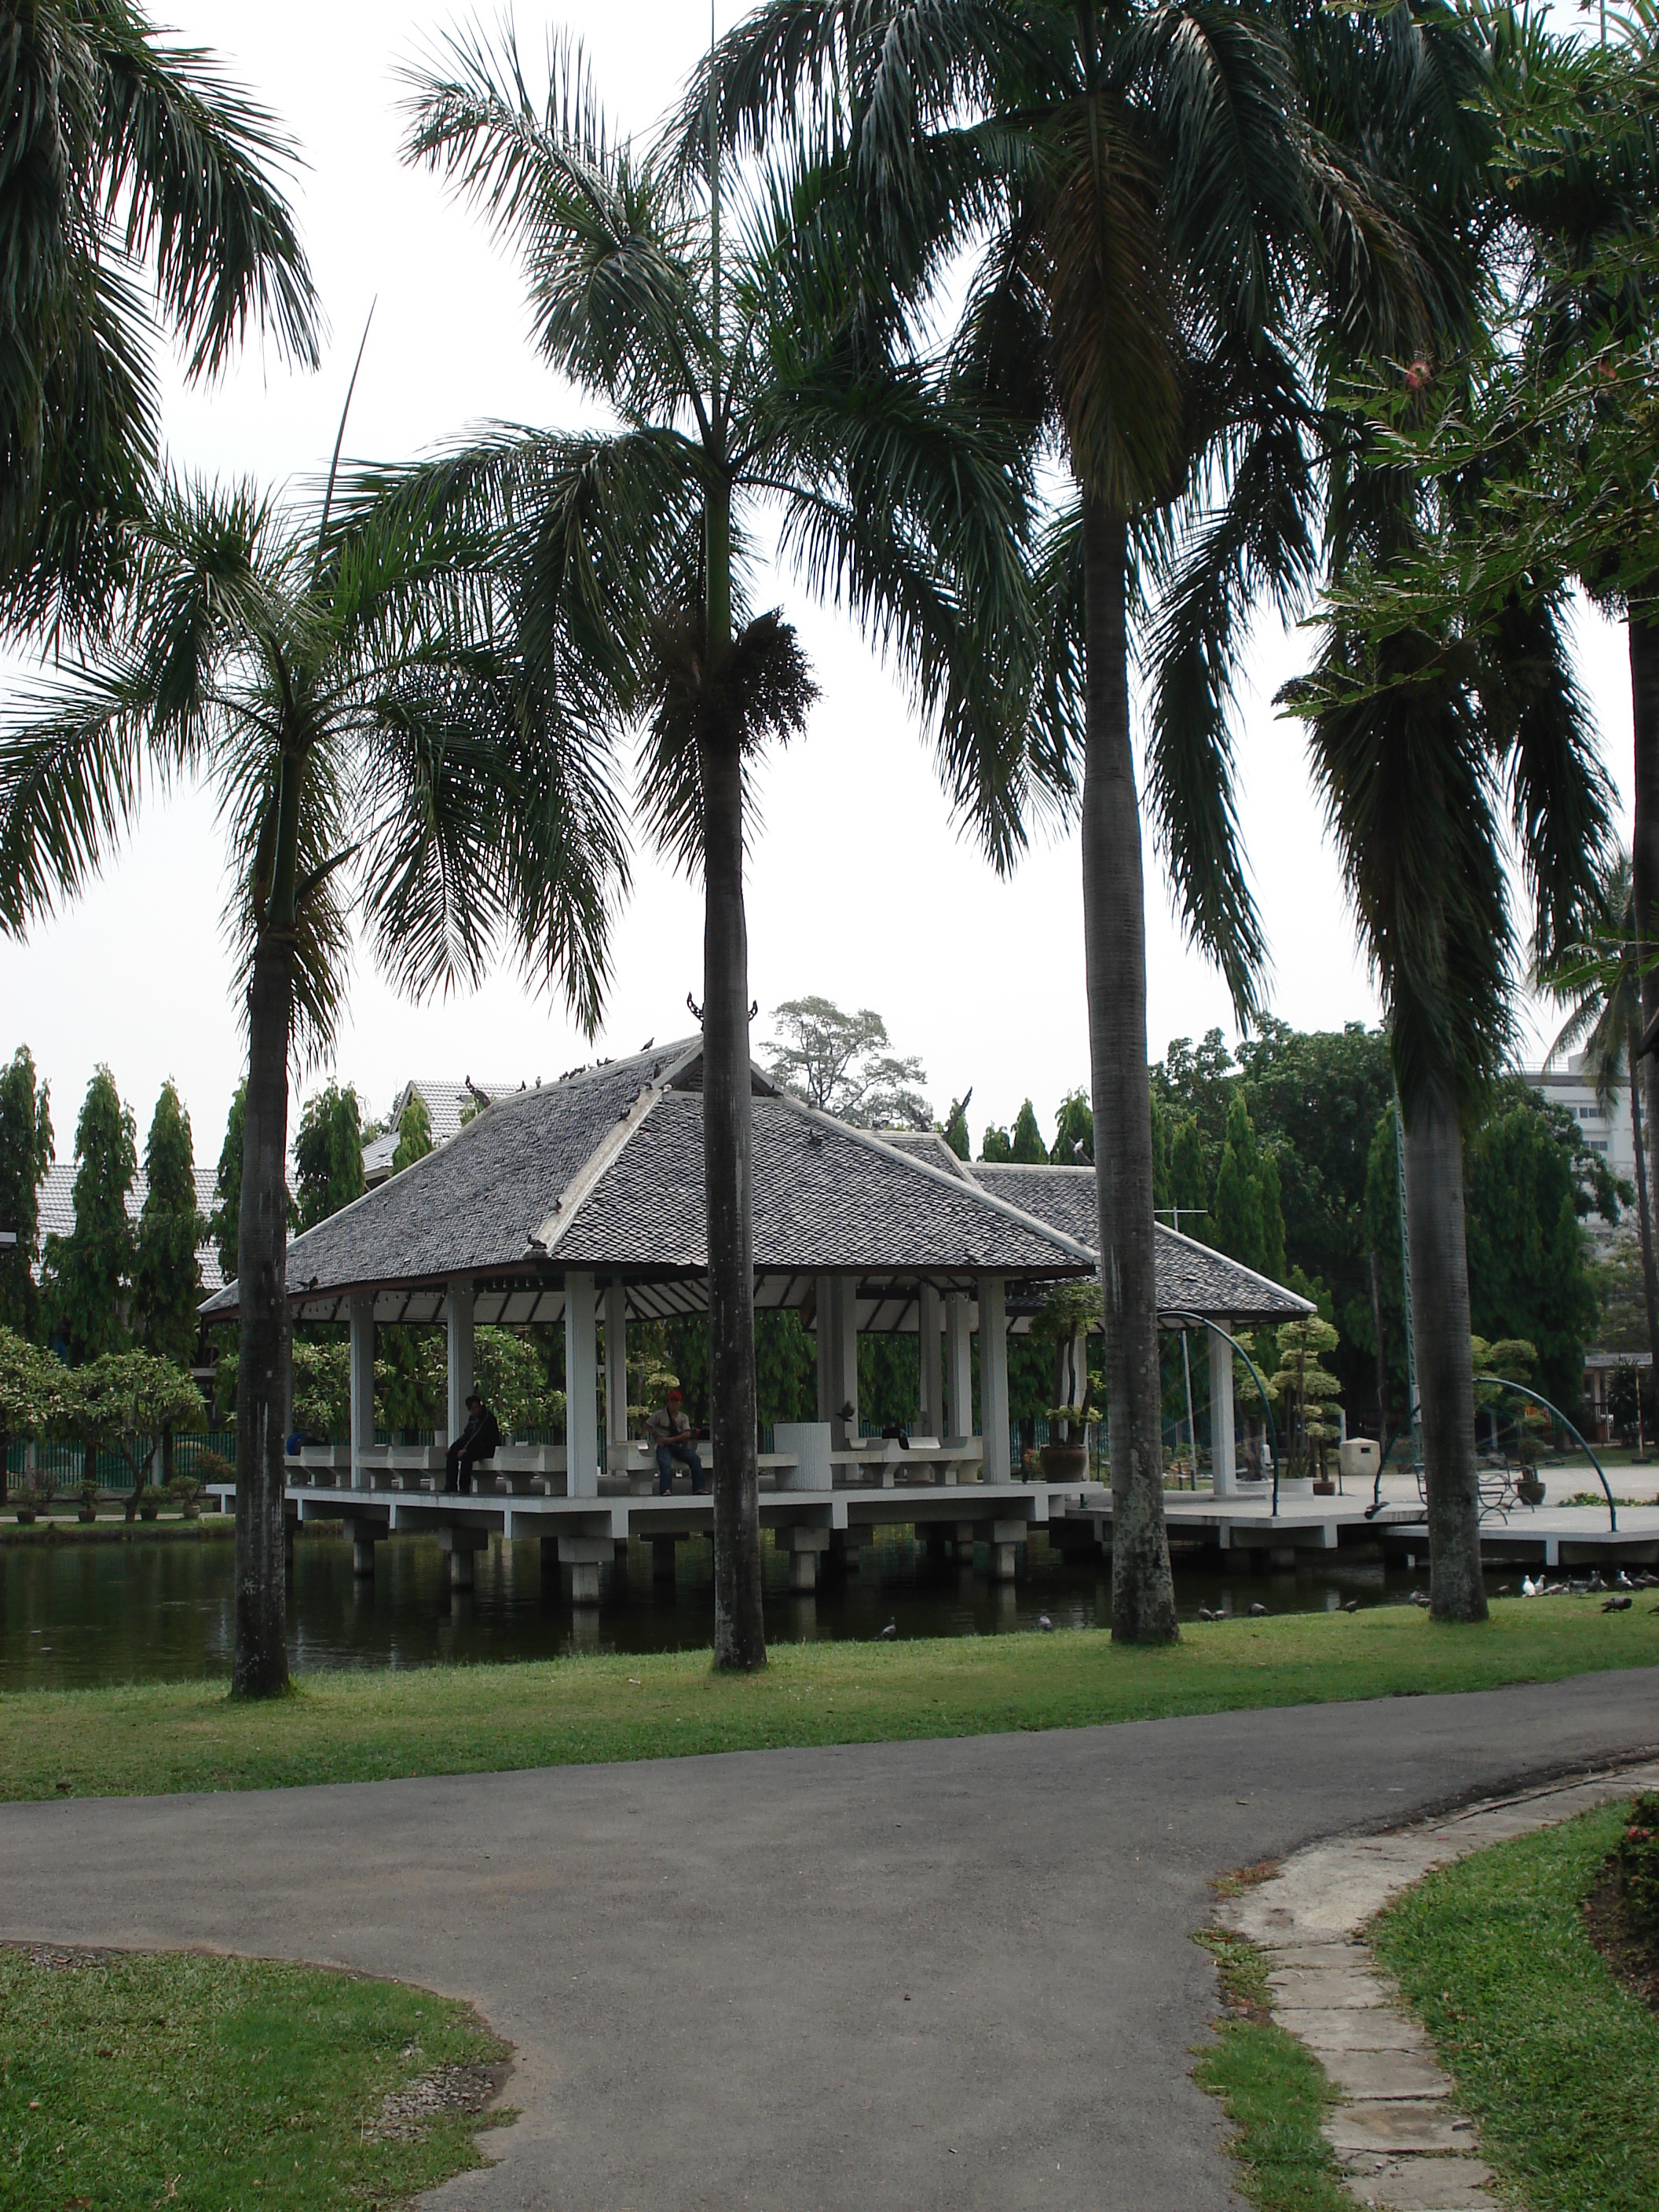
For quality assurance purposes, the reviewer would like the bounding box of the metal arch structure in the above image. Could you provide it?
[1163,1311,1284,1518]
[1366,1376,1617,1533]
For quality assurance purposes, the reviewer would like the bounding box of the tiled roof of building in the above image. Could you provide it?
[36,1162,224,1293]
[967,1163,1311,1324]
[202,1040,1095,1318]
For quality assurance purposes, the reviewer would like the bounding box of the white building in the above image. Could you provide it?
[1521,1053,1635,1222]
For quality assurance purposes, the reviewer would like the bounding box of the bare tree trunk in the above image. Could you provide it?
[1401,1076,1486,1622]
[1627,1025,1659,1448]
[233,925,294,1697]
[1368,1248,1390,1443]
[1631,607,1659,1274]
[1081,492,1177,1644]
[701,469,766,1673]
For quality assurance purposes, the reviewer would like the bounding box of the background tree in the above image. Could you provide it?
[390,1093,434,1173]
[0,1323,64,1496]
[980,1100,1047,1165]
[1268,1313,1343,1482]
[1052,1088,1093,1165]
[65,1347,203,1518]
[134,1079,203,1478]
[1,0,318,638]
[0,1045,53,1337]
[42,1065,134,1365]
[1210,1093,1282,1279]
[393,24,1031,1670]
[941,1093,972,1160]
[294,1082,367,1229]
[207,1080,246,1286]
[766,998,931,1127]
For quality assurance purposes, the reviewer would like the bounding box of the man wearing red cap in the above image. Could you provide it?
[648,1386,705,1496]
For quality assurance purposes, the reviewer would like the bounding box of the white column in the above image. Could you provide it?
[977,1275,1011,1482]
[349,1294,375,1489]
[1209,1328,1237,1496]
[917,1282,943,1439]
[563,1270,599,1497]
[943,1293,972,1441]
[445,1278,475,1448]
[603,1282,628,1466]
[828,1276,859,1446]
[815,1273,835,1423]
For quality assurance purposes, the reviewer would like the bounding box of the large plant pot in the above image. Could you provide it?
[1040,1442,1090,1481]
[77,1503,97,1524]
[15,1507,37,1525]
[1517,1476,1545,1507]
[1312,1478,1336,1496]
[138,1500,160,1522]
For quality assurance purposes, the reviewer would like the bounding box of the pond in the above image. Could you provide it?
[1,1528,1440,1692]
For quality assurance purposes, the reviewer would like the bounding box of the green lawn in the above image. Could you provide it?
[1372,1800,1659,2212]
[0,1946,507,2212]
[2,1597,1654,1803]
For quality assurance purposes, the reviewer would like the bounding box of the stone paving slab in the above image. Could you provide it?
[1215,1758,1659,2212]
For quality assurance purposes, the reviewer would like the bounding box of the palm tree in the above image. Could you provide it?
[0,454,626,1694]
[379,23,1034,1670]
[2,0,319,638]
[692,0,1422,1641]
[1282,6,1614,1621]
[1539,848,1659,1412]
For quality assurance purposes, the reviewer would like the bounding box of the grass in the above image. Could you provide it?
[2,1596,1655,1804]
[1192,1930,1352,2212]
[1372,1800,1659,2212]
[0,1944,508,2212]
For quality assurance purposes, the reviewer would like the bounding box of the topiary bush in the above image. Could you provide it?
[1613,1791,1659,1945]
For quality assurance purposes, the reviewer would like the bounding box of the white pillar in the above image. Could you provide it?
[564,1270,599,1496]
[603,1282,628,1464]
[815,1273,835,1423]
[943,1293,972,1441]
[917,1282,943,1438]
[349,1294,375,1489]
[977,1276,1011,1482]
[828,1276,859,1446]
[1209,1328,1237,1496]
[446,1278,475,1447]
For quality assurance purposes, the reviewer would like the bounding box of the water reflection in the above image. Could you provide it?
[2,1526,1437,1692]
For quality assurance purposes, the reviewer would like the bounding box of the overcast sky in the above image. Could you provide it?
[0,2,1635,1169]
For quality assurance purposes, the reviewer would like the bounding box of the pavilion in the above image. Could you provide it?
[202,1037,1309,1595]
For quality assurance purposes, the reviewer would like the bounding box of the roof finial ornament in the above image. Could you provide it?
[464,1075,493,1111]
[687,991,704,1025]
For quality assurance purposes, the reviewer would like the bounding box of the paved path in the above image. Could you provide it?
[5,1672,1657,2212]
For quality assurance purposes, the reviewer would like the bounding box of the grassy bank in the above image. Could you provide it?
[2,1598,1654,1803]
[0,1945,508,2212]
[0,1515,238,1547]
[1372,1799,1659,2211]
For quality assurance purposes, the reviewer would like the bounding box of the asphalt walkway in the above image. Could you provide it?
[5,1672,1657,2211]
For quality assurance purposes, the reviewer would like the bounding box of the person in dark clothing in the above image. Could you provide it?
[445,1393,501,1493]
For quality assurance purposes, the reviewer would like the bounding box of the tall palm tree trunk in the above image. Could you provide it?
[232,924,294,1696]
[1625,1021,1659,1442]
[1081,494,1177,1644]
[1401,1074,1486,1622]
[1631,606,1659,1243]
[702,477,766,1672]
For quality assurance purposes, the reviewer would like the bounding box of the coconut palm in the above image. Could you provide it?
[377,22,1035,1670]
[2,0,319,638]
[0,457,627,1694]
[1539,848,1659,1405]
[690,0,1429,1641]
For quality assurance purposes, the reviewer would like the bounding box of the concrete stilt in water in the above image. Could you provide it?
[558,1534,609,1605]
[650,1536,679,1584]
[776,1525,830,1595]
[440,1525,487,1591]
[987,1518,1025,1582]
[353,1537,376,1579]
[284,1521,296,1575]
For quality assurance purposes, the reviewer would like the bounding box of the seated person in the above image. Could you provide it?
[445,1391,501,1494]
[650,1387,705,1496]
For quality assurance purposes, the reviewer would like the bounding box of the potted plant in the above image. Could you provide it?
[1267,1314,1343,1499]
[167,1474,205,1522]
[137,1485,163,1522]
[77,1478,99,1524]
[1041,1401,1092,1481]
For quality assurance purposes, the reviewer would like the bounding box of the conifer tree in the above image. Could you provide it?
[0,1047,53,1338]
[1168,1119,1209,1231]
[1211,1093,1267,1273]
[208,1083,246,1286]
[1009,1101,1048,1165]
[46,1067,135,1362]
[294,1084,366,1229]
[135,1082,204,1375]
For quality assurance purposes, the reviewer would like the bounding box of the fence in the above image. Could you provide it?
[4,1432,237,1496]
